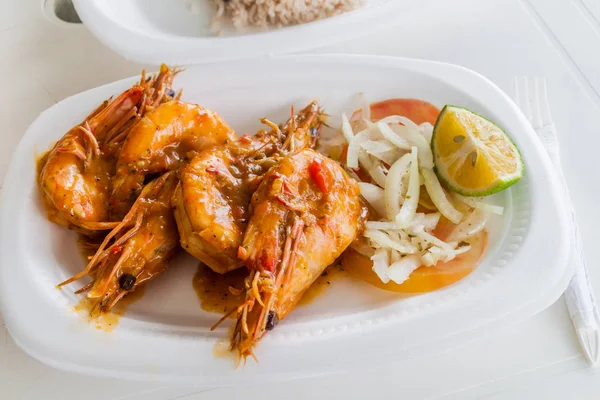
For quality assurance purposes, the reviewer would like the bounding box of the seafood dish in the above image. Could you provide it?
[37,65,524,363]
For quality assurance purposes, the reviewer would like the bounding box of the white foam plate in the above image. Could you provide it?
[72,0,431,64]
[0,55,570,385]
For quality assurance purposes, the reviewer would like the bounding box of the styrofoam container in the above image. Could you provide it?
[72,0,432,64]
[0,55,571,384]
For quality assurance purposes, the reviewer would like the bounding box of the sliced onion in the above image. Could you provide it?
[410,212,441,232]
[358,152,388,188]
[393,124,434,168]
[411,229,454,252]
[387,254,422,284]
[366,213,439,232]
[420,122,434,143]
[359,182,387,218]
[346,129,370,169]
[361,139,395,154]
[453,193,504,215]
[371,249,390,283]
[364,229,416,254]
[421,168,463,224]
[341,112,355,144]
[421,251,437,267]
[376,122,411,150]
[390,249,401,263]
[378,115,420,130]
[363,119,385,140]
[351,237,376,258]
[359,92,371,122]
[360,140,401,165]
[351,118,368,134]
[477,203,504,215]
[396,147,420,228]
[423,248,444,266]
[452,243,472,255]
[370,149,404,166]
[428,241,472,263]
[427,246,456,263]
[384,152,412,220]
[377,116,433,167]
[447,209,487,242]
[365,221,401,230]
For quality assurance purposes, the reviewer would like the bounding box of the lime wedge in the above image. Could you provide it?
[431,106,524,196]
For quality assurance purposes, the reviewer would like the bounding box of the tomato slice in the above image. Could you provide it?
[342,229,487,294]
[370,98,440,125]
[351,98,440,125]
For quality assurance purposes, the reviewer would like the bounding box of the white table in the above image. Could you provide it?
[2,0,599,398]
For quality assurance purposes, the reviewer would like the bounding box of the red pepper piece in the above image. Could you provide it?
[309,159,330,193]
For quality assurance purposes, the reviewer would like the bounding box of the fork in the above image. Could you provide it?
[513,77,600,365]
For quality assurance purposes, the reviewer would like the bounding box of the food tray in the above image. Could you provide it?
[0,55,570,384]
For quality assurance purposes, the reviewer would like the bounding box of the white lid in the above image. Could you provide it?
[73,0,424,64]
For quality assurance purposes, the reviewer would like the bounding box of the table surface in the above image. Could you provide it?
[2,0,600,399]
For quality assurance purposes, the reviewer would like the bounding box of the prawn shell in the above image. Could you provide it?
[111,101,236,219]
[235,149,366,355]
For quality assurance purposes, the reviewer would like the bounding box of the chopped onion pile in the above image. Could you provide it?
[339,108,492,285]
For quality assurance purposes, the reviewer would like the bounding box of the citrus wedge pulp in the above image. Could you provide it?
[432,106,523,196]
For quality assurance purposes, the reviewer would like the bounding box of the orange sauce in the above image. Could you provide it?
[36,152,51,216]
[192,260,351,317]
[192,265,246,316]
[213,339,233,359]
[191,266,243,362]
[212,326,238,361]
[73,286,146,332]
[193,262,350,362]
[76,234,103,263]
[36,152,49,176]
[298,261,349,306]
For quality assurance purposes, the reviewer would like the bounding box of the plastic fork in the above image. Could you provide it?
[513,77,600,365]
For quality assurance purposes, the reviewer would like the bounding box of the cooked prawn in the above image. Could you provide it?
[58,172,180,315]
[173,102,323,274]
[216,149,366,359]
[38,65,179,233]
[111,101,236,219]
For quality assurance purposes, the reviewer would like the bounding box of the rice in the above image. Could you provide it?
[211,0,364,31]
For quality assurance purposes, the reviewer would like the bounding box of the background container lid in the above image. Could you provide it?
[73,0,428,65]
